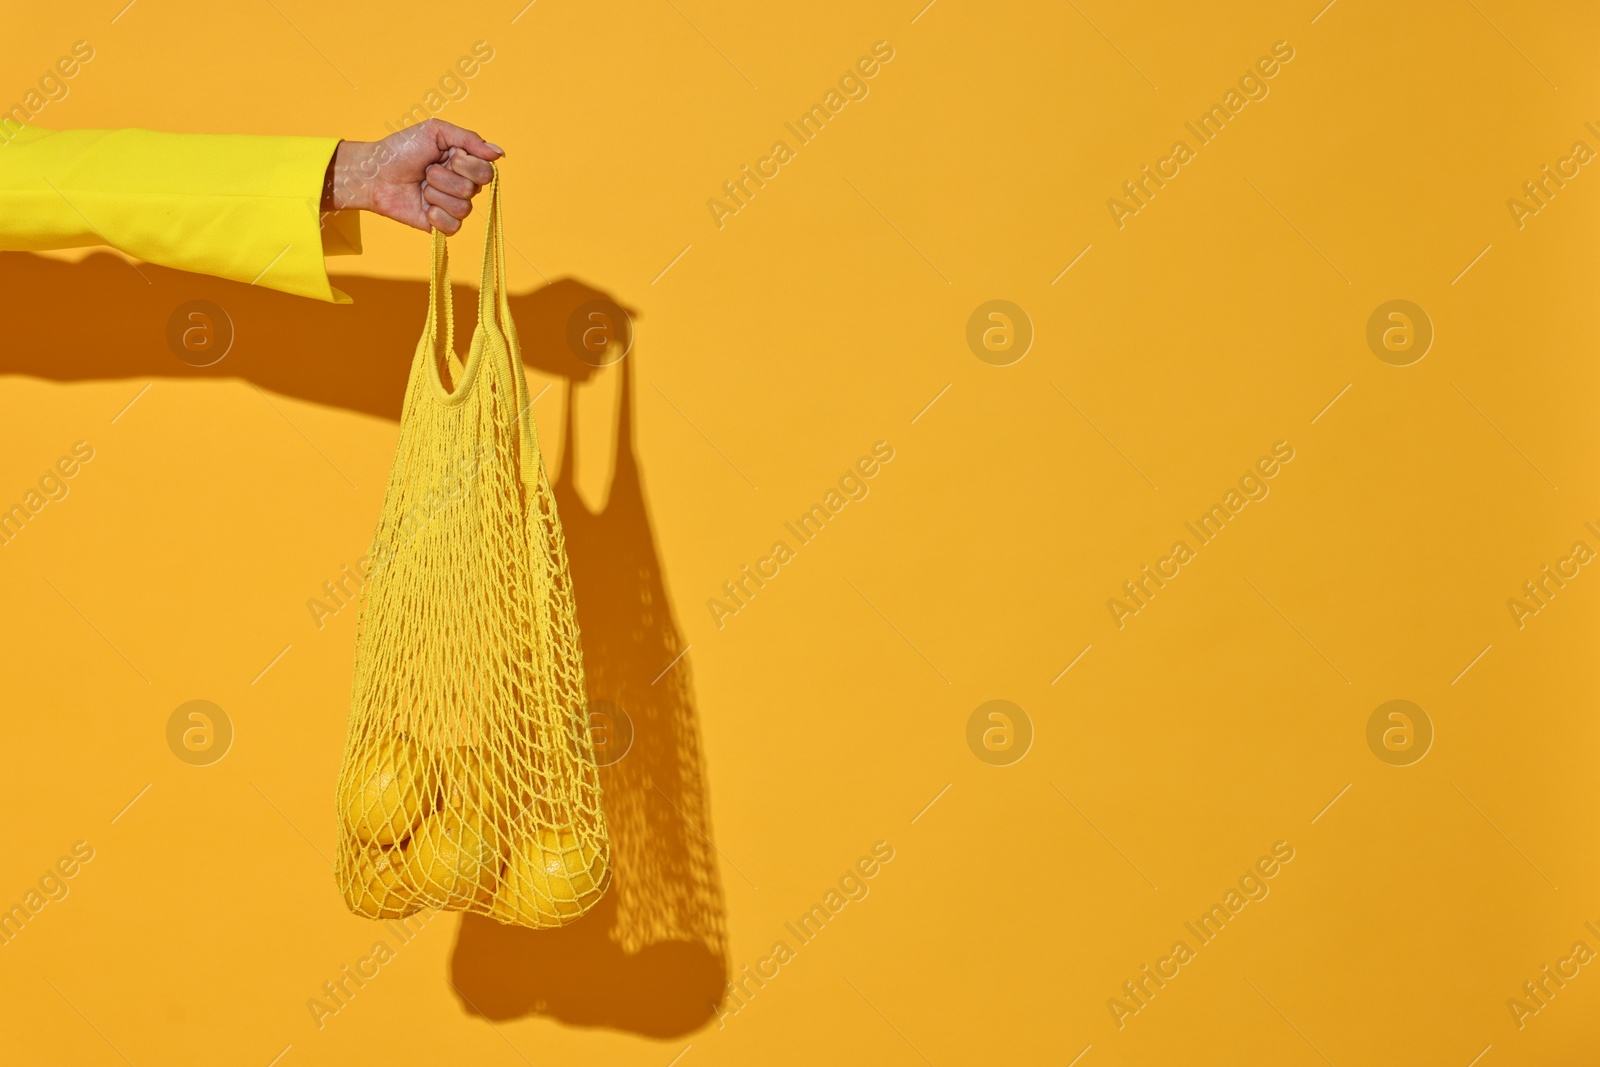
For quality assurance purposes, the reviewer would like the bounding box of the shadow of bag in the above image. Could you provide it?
[332,163,611,930]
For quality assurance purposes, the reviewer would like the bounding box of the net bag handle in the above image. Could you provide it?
[418,164,538,471]
[472,164,540,465]
[476,161,520,358]
[424,224,456,384]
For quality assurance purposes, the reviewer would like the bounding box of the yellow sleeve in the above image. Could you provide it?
[0,124,364,302]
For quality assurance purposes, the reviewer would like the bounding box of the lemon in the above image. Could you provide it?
[400,807,503,908]
[490,825,607,928]
[344,736,436,846]
[343,847,416,919]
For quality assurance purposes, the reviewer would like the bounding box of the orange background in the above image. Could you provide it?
[2,1,1598,1064]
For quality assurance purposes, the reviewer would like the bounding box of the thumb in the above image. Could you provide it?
[429,119,504,161]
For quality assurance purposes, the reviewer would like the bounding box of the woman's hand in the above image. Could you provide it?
[324,118,503,234]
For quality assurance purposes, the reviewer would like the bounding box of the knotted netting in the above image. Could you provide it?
[333,164,609,928]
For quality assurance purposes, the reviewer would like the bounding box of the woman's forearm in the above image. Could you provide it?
[0,119,502,302]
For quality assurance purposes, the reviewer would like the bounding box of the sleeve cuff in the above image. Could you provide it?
[320,208,362,257]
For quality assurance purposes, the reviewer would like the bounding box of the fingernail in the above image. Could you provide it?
[486,142,506,157]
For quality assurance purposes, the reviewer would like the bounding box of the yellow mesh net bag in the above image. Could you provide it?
[333,164,610,929]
